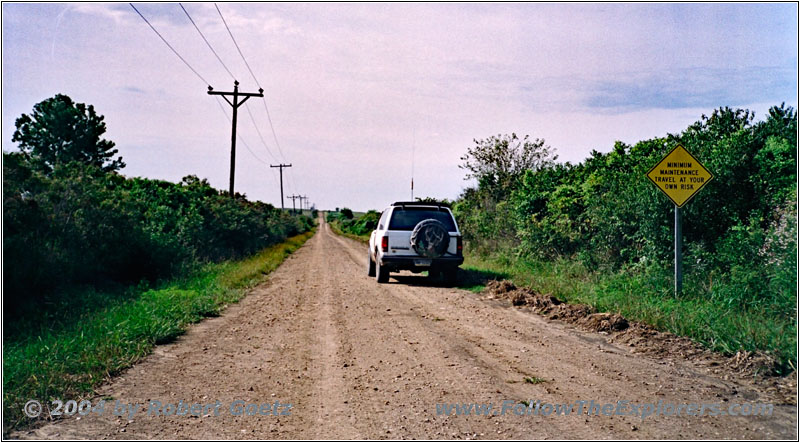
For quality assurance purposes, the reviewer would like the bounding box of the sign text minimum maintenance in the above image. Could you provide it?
[646,145,713,207]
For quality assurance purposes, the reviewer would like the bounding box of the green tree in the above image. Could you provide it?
[459,133,555,199]
[454,133,556,254]
[12,94,124,173]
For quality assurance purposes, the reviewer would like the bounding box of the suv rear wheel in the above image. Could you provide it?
[376,259,389,283]
[367,250,376,277]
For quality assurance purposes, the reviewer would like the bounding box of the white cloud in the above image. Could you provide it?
[70,2,132,25]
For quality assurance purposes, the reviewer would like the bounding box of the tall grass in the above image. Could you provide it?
[3,229,315,430]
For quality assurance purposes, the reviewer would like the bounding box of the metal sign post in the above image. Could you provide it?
[646,144,713,297]
[674,205,682,296]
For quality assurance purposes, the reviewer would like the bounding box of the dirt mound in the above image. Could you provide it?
[484,280,606,330]
[580,313,629,332]
[730,350,779,375]
[481,279,795,403]
[487,280,621,328]
[612,323,711,359]
[484,279,518,294]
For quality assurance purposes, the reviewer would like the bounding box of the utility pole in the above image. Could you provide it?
[208,80,264,197]
[270,163,292,210]
[299,195,308,213]
[287,194,300,215]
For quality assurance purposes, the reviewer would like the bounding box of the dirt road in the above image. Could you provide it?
[17,219,796,439]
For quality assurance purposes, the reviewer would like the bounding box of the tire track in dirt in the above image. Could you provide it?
[305,229,361,438]
[319,227,587,439]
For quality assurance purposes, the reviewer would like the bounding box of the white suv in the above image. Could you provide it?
[368,201,463,283]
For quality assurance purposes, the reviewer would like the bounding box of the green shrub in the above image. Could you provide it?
[3,156,313,317]
[454,105,797,368]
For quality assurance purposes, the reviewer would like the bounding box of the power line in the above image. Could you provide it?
[213,96,269,165]
[244,102,278,162]
[177,4,278,167]
[129,3,280,201]
[213,3,287,162]
[179,3,236,81]
[216,95,283,197]
[215,3,260,87]
[213,3,294,200]
[217,97,282,199]
[129,3,209,86]
[261,99,286,161]
[286,167,297,196]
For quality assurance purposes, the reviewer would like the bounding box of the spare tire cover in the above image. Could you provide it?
[410,219,450,258]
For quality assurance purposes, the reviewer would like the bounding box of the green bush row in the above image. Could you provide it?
[327,208,380,237]
[452,105,797,369]
[3,154,314,317]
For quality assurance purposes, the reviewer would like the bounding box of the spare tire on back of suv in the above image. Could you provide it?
[410,219,450,258]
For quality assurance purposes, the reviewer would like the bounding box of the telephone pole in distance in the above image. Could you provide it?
[270,163,292,210]
[287,194,300,215]
[208,80,264,197]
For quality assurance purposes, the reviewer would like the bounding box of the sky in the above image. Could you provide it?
[2,2,797,211]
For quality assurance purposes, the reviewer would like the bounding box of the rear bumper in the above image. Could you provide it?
[379,255,463,271]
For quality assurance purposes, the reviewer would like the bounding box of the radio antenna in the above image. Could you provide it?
[410,128,416,200]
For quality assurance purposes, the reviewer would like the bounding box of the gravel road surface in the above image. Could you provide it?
[16,219,797,439]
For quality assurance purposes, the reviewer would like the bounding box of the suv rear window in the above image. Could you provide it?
[388,207,457,231]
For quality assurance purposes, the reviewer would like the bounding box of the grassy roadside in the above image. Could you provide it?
[327,217,370,243]
[462,252,796,374]
[3,229,315,431]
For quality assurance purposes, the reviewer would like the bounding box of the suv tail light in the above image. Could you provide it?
[381,235,389,252]
[457,236,463,255]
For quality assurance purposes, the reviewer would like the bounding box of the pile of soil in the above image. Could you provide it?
[484,280,626,330]
[484,280,597,325]
[481,279,796,405]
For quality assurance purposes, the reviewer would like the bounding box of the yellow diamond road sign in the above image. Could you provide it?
[646,145,713,207]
